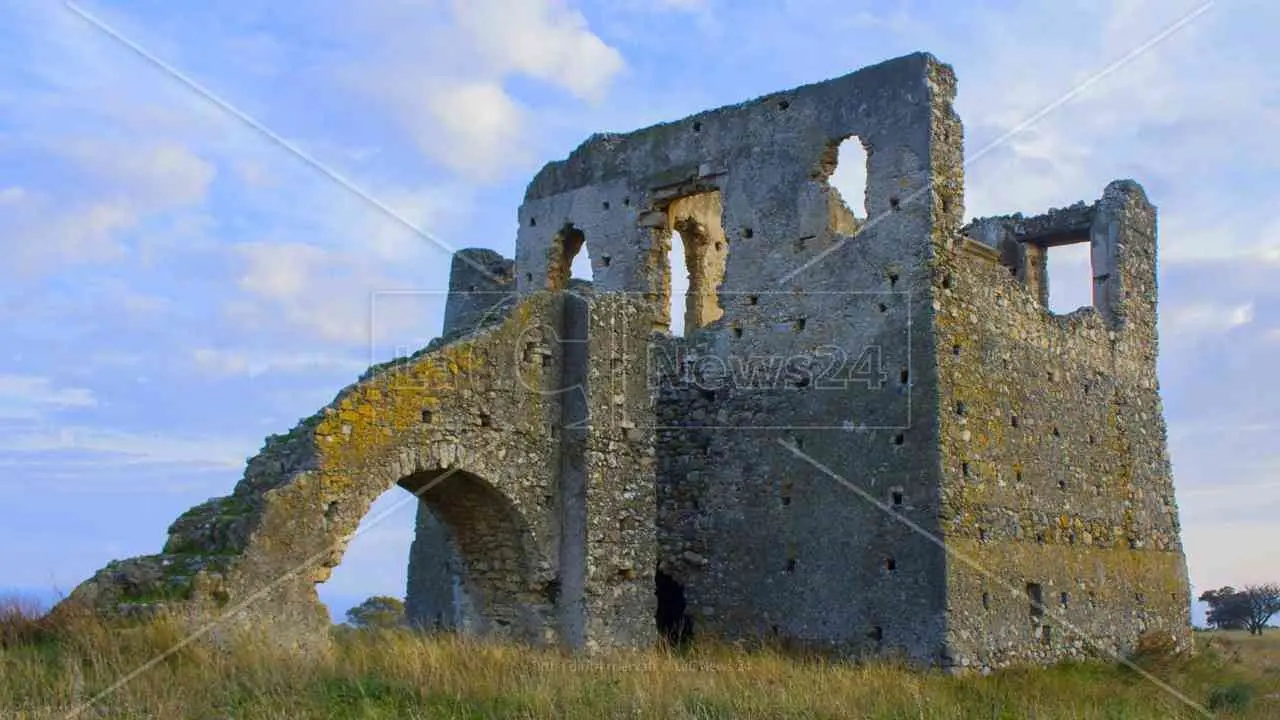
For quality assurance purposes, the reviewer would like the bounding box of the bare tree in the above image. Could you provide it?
[1242,584,1280,636]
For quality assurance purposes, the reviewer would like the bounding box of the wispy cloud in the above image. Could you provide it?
[1163,300,1255,335]
[0,374,96,420]
[0,425,250,470]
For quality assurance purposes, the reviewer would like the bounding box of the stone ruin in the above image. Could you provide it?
[64,52,1192,669]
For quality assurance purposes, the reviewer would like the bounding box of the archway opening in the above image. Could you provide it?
[548,224,593,291]
[316,468,548,640]
[315,486,419,629]
[660,191,727,336]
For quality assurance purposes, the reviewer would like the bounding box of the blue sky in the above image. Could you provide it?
[1,0,1276,627]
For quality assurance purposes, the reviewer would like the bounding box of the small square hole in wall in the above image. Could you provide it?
[1011,415,1019,428]
[732,326,743,339]
[954,400,966,416]
[421,409,433,424]
[793,317,807,332]
[1057,479,1068,491]
[747,294,759,306]
[1060,591,1070,608]
[1035,532,1046,545]
[1052,427,1061,438]
[978,527,988,542]
[1027,583,1044,618]
[952,344,962,357]
[868,625,883,642]
[982,592,991,610]
[878,302,889,313]
[785,558,797,573]
[893,433,905,446]
[479,413,492,427]
[601,254,612,267]
[891,489,904,507]
[741,227,754,239]
[884,557,897,572]
[962,462,970,478]
[899,368,909,384]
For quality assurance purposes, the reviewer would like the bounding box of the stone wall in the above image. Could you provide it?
[935,181,1191,669]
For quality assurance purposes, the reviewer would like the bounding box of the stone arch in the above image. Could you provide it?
[396,467,547,637]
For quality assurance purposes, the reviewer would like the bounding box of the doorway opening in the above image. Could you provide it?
[655,568,694,647]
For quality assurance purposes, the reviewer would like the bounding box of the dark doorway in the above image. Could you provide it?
[655,569,693,647]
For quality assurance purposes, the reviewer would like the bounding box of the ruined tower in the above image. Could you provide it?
[64,52,1191,669]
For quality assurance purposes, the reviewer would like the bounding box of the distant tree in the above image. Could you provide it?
[1199,587,1250,631]
[1241,584,1280,636]
[345,595,405,630]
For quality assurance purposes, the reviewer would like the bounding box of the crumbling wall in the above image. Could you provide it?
[515,52,960,661]
[936,181,1190,669]
[64,283,657,653]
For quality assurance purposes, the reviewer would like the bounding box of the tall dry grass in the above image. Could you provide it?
[2,594,1278,718]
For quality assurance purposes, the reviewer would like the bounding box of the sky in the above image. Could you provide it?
[1,0,1277,628]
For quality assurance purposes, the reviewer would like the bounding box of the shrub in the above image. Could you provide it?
[1206,682,1254,713]
[0,596,50,649]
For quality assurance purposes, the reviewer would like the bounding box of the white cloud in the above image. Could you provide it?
[337,0,624,178]
[1163,301,1254,336]
[414,79,528,177]
[228,240,442,347]
[57,138,216,208]
[452,0,625,103]
[0,425,249,470]
[0,186,26,203]
[0,374,97,420]
[191,347,368,378]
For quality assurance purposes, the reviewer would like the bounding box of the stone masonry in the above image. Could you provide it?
[62,52,1191,669]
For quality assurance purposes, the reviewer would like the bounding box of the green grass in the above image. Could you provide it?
[2,596,1278,719]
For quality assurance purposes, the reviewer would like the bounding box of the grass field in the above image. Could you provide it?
[2,596,1278,719]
